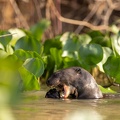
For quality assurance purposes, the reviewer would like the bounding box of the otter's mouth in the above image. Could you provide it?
[49,84,71,99]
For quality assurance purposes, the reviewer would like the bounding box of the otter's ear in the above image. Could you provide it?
[74,67,81,74]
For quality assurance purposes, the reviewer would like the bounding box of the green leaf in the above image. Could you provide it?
[19,67,40,91]
[0,54,22,70]
[63,57,81,68]
[14,49,31,61]
[43,55,55,71]
[78,43,103,66]
[23,58,44,77]
[111,31,120,56]
[0,43,4,50]
[6,44,14,54]
[0,50,9,59]
[97,47,113,72]
[60,32,91,58]
[9,28,26,46]
[60,32,91,51]
[0,61,21,105]
[0,31,12,46]
[78,34,92,45]
[30,19,50,41]
[3,55,23,70]
[43,39,62,55]
[14,49,42,61]
[99,85,116,93]
[102,47,113,64]
[15,35,42,54]
[50,48,63,69]
[91,36,111,47]
[60,32,79,52]
[103,56,120,83]
[88,30,104,39]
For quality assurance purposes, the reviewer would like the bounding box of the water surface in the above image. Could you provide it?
[13,91,120,120]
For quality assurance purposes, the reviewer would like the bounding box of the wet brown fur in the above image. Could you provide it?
[46,67,103,99]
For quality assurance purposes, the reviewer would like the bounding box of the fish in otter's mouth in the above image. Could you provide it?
[47,84,77,99]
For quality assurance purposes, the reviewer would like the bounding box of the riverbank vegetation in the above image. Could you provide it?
[0,1,120,119]
[0,19,120,93]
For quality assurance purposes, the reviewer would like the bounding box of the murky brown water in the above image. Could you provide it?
[13,91,120,120]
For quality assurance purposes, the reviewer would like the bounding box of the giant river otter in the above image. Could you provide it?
[46,67,103,99]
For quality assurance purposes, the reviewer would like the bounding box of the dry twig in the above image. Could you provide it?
[9,0,29,29]
[33,0,42,20]
[49,0,111,31]
[75,2,100,33]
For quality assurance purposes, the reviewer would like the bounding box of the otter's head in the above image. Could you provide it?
[46,71,64,90]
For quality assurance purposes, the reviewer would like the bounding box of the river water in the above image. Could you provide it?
[13,90,120,120]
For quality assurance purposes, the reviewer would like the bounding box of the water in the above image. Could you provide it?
[13,91,120,120]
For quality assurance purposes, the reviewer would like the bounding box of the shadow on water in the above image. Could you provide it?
[13,91,120,120]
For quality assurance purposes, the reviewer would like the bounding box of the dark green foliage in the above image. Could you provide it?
[50,48,63,69]
[0,31,12,47]
[78,43,103,67]
[89,31,111,47]
[30,19,51,41]
[103,56,120,84]
[43,39,62,55]
[15,35,42,54]
[0,19,120,93]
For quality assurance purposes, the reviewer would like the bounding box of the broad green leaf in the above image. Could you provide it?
[102,47,113,64]
[50,48,63,69]
[6,44,14,54]
[88,30,103,38]
[0,43,4,50]
[14,49,42,61]
[78,43,103,65]
[91,36,111,47]
[23,58,44,77]
[0,64,21,104]
[0,54,22,70]
[78,34,91,45]
[30,19,50,41]
[3,55,23,70]
[9,28,26,46]
[14,49,31,61]
[43,55,55,71]
[60,32,79,51]
[19,67,40,91]
[63,57,81,68]
[97,47,113,72]
[103,56,120,83]
[111,31,120,55]
[60,32,91,51]
[110,25,119,34]
[43,39,62,55]
[0,50,9,59]
[0,31,12,46]
[15,35,42,54]
[62,50,78,59]
[99,85,116,93]
[60,32,91,58]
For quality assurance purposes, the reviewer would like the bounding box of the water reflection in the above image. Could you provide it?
[63,109,104,120]
[13,91,120,120]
